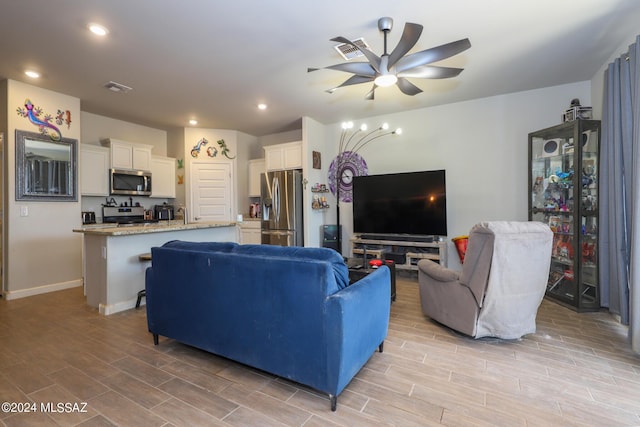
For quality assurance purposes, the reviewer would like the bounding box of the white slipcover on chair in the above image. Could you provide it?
[417,221,553,339]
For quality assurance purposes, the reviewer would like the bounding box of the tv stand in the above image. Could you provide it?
[350,234,447,271]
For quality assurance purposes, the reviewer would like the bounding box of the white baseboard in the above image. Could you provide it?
[3,279,83,300]
[99,297,144,315]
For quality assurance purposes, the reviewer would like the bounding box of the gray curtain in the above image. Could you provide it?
[601,35,640,353]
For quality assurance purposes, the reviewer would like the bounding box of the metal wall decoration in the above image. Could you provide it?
[191,138,208,157]
[207,145,218,157]
[16,99,69,141]
[217,139,235,159]
[190,138,235,159]
[328,151,368,203]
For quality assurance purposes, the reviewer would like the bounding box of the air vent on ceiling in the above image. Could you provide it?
[104,81,133,93]
[334,37,370,60]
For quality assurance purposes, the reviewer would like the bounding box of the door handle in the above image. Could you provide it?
[273,176,280,222]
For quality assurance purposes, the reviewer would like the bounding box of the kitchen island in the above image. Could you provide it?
[74,221,237,315]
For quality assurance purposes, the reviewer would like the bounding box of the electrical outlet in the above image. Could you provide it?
[20,206,28,217]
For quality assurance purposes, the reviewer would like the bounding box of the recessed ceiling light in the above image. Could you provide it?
[88,23,109,36]
[25,70,40,79]
[257,103,267,110]
[189,119,198,125]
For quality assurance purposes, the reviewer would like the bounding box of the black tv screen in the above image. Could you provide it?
[352,170,447,236]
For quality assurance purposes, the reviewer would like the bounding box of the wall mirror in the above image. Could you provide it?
[15,129,77,201]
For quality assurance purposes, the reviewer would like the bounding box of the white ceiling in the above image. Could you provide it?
[2,0,639,137]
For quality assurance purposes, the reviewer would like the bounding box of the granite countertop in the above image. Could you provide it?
[73,220,237,236]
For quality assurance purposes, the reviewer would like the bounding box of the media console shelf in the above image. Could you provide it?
[350,235,448,271]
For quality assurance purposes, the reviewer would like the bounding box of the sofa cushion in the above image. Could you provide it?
[162,240,238,253]
[232,244,350,289]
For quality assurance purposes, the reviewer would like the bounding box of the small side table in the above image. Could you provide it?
[347,258,396,302]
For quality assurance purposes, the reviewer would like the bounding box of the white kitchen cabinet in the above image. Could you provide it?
[239,220,261,244]
[150,155,176,198]
[132,145,152,171]
[80,144,110,196]
[264,141,302,171]
[102,138,153,171]
[248,158,265,197]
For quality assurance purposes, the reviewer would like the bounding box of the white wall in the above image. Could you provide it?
[5,80,82,298]
[81,112,167,154]
[236,131,258,215]
[302,116,328,247]
[327,81,591,267]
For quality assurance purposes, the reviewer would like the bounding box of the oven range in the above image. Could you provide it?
[102,206,158,225]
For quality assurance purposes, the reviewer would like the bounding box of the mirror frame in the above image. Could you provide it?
[15,129,78,201]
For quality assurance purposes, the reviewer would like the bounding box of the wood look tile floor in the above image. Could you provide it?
[1,277,639,426]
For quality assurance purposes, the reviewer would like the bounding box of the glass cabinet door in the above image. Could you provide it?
[528,120,600,311]
[579,126,599,308]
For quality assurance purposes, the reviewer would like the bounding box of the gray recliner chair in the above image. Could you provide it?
[417,221,553,339]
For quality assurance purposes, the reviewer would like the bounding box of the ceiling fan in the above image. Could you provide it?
[308,17,471,100]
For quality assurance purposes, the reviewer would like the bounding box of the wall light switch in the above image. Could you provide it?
[20,206,28,217]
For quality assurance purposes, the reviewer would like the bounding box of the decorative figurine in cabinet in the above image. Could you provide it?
[528,119,600,311]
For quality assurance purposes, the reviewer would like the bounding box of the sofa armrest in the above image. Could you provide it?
[417,259,460,283]
[325,266,391,395]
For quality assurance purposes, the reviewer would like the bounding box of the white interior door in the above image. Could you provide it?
[190,161,233,222]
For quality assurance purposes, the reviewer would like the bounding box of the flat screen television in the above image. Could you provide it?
[352,170,447,237]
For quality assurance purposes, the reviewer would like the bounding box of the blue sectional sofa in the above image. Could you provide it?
[145,241,391,411]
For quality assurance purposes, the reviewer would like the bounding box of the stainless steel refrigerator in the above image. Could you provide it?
[261,169,303,246]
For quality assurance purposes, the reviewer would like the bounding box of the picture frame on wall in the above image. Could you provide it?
[312,151,321,169]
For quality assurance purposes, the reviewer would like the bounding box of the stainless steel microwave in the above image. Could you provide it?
[110,168,152,196]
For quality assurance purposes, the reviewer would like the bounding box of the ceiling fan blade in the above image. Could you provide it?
[398,65,464,79]
[326,75,375,93]
[365,84,377,100]
[331,36,381,72]
[310,62,376,77]
[387,22,423,69]
[395,38,471,74]
[396,78,423,96]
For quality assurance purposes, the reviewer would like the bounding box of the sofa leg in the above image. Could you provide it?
[378,341,384,353]
[153,334,159,345]
[330,395,337,412]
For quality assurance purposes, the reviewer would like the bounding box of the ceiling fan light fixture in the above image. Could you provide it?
[374,74,397,87]
[310,17,470,99]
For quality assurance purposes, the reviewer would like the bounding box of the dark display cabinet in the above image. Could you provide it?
[528,120,600,311]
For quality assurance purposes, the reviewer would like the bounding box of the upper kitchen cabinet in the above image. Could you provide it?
[248,159,265,197]
[80,144,110,196]
[101,138,152,171]
[264,141,302,171]
[150,155,176,198]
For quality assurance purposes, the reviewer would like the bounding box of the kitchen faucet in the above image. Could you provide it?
[178,206,188,224]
